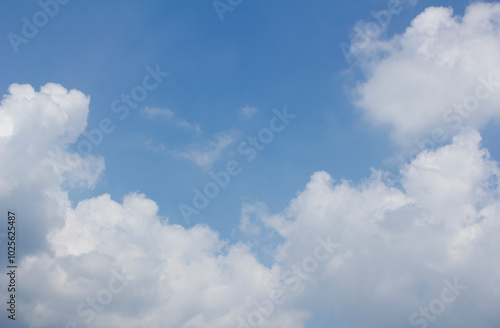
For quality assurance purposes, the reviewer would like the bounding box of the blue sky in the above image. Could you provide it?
[1,1,500,327]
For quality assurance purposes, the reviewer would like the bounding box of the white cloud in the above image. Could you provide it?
[353,3,500,147]
[245,128,500,327]
[9,191,306,328]
[0,83,104,254]
[239,106,257,119]
[172,132,235,169]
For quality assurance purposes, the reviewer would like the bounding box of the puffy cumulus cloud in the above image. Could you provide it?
[353,3,500,146]
[0,83,104,254]
[245,128,500,327]
[13,192,307,328]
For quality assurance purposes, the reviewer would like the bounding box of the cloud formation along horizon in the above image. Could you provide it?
[0,83,499,328]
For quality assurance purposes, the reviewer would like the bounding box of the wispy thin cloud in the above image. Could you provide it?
[176,118,202,134]
[141,106,174,119]
[172,132,235,169]
[144,139,167,153]
[141,106,202,134]
[239,106,257,119]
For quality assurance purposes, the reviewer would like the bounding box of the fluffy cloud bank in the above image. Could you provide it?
[251,128,500,327]
[1,83,499,328]
[354,2,500,146]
